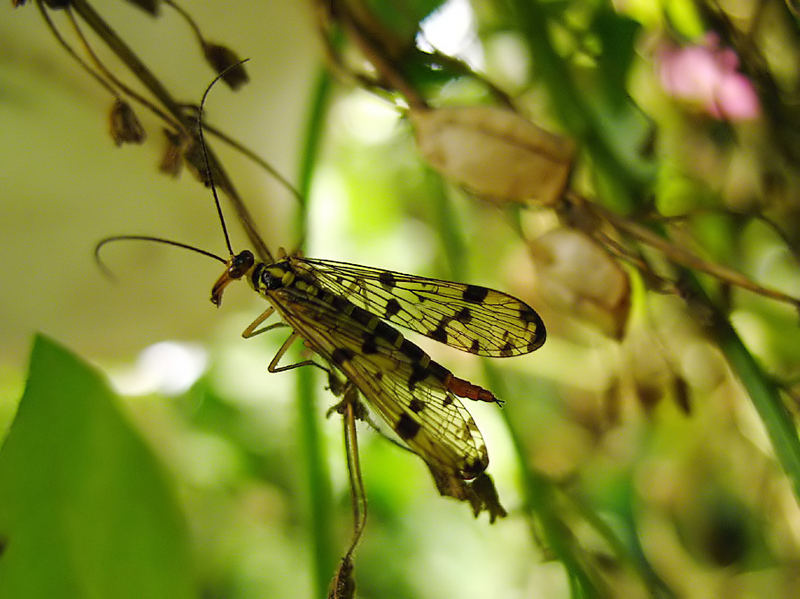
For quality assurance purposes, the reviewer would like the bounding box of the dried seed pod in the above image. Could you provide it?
[202,42,249,90]
[529,228,630,338]
[411,106,574,204]
[182,137,232,197]
[109,99,145,146]
[158,129,186,177]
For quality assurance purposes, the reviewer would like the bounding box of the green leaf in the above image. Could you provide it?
[362,0,445,44]
[0,335,194,599]
[592,9,640,107]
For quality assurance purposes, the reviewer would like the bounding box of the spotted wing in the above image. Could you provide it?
[266,286,489,479]
[291,257,545,358]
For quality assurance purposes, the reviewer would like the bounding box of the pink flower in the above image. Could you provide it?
[658,34,760,120]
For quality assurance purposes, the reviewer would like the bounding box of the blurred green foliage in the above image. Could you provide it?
[3,0,800,598]
[0,336,193,599]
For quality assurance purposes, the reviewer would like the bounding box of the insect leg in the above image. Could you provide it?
[242,307,288,338]
[267,331,328,374]
[244,308,328,375]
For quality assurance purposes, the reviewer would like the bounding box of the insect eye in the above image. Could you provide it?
[228,250,254,278]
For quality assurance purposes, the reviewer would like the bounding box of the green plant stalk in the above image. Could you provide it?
[293,66,337,596]
[690,277,800,502]
[483,367,607,598]
[568,482,675,598]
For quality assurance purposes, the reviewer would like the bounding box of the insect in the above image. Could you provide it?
[211,249,545,479]
[98,238,546,480]
[96,71,546,485]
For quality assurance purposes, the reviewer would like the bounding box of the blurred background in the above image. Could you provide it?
[2,1,800,598]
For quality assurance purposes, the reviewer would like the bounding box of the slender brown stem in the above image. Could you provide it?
[69,0,183,117]
[64,0,271,261]
[605,206,800,307]
[164,0,204,46]
[569,193,800,309]
[36,0,118,99]
[65,6,180,131]
[323,0,428,109]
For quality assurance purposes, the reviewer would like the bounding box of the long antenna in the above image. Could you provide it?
[197,59,251,257]
[95,235,226,280]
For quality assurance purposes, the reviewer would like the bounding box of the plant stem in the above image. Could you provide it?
[294,66,337,596]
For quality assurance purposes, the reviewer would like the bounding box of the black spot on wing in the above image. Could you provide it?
[429,323,448,344]
[395,413,420,440]
[408,363,429,390]
[463,285,489,303]
[409,398,425,413]
[499,342,514,357]
[470,339,481,353]
[379,271,396,289]
[520,305,540,324]
[399,340,424,362]
[521,306,546,351]
[455,307,472,323]
[385,298,401,318]
[361,334,378,354]
[463,457,485,478]
[331,347,355,365]
[349,305,374,326]
[528,323,547,352]
[428,361,450,382]
[374,321,403,348]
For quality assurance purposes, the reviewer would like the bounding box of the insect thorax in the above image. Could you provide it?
[250,261,296,292]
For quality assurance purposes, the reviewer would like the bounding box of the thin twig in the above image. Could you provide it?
[65,6,181,131]
[164,0,204,46]
[568,193,800,309]
[35,0,119,99]
[65,0,271,261]
[320,0,428,109]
